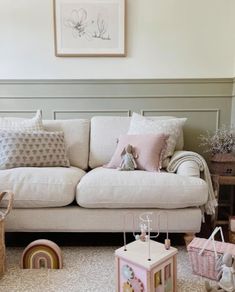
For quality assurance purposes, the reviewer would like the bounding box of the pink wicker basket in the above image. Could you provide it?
[187,227,235,280]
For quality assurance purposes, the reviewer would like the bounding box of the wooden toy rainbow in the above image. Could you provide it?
[20,239,63,269]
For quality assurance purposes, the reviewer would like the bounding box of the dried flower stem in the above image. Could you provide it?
[199,125,235,156]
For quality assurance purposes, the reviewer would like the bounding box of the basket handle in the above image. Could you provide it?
[198,227,224,258]
[0,191,14,220]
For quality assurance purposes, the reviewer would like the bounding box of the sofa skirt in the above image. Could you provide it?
[5,206,201,233]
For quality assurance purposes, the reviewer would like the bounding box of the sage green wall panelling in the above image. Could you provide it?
[0,79,232,158]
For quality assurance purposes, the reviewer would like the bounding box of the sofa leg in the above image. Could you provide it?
[184,233,195,247]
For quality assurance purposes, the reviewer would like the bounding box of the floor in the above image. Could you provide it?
[0,245,213,292]
[2,217,224,292]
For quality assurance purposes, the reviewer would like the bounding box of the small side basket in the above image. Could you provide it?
[209,153,235,176]
[0,191,14,277]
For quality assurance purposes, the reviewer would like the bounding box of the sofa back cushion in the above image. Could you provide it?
[43,119,89,170]
[89,116,184,168]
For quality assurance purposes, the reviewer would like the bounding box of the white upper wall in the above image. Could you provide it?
[0,0,234,79]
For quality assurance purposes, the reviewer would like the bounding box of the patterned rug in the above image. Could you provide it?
[0,246,214,292]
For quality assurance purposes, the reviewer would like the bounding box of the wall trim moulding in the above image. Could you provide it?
[0,78,233,85]
[0,95,231,100]
[0,110,37,114]
[232,78,235,96]
[141,108,220,130]
[53,110,131,119]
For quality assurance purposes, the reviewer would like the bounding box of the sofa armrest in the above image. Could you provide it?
[168,150,217,216]
[176,161,200,178]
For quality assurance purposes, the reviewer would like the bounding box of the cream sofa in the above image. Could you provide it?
[0,116,208,243]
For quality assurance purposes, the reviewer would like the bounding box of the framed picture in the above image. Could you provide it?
[53,0,126,57]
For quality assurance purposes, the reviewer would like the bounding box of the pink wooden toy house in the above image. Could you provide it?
[115,240,177,292]
[115,212,178,292]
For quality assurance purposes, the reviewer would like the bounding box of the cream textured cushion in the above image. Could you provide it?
[0,166,85,208]
[89,116,184,168]
[43,119,90,170]
[0,110,43,131]
[128,113,187,167]
[76,167,208,208]
[0,130,70,169]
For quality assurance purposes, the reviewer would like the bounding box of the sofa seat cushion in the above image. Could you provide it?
[0,167,85,208]
[76,167,208,208]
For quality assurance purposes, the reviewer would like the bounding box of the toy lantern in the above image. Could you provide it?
[115,212,178,292]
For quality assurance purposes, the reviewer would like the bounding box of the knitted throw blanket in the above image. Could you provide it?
[167,150,217,216]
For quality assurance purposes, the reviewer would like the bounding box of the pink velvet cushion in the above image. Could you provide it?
[105,134,169,172]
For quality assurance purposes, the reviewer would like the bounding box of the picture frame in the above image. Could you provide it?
[53,0,126,57]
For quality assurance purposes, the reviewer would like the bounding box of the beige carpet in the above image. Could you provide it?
[0,246,214,292]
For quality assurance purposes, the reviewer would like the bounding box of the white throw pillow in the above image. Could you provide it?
[128,113,187,167]
[0,110,43,131]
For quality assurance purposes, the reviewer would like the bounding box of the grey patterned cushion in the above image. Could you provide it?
[0,131,70,169]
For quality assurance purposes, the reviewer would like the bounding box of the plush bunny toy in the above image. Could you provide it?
[205,281,224,292]
[219,253,235,292]
[119,144,137,171]
[205,253,235,292]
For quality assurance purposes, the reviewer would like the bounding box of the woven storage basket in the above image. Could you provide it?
[187,227,235,280]
[209,153,235,176]
[229,231,235,244]
[0,191,14,277]
[229,216,235,244]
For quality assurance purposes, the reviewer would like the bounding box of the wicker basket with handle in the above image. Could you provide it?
[187,227,235,280]
[0,191,14,277]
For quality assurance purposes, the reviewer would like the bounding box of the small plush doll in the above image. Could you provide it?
[219,253,235,292]
[205,281,224,292]
[119,144,138,171]
[205,253,235,292]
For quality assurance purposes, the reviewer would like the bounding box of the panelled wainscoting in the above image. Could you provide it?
[0,78,233,157]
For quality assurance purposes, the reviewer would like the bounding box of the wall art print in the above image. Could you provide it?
[53,0,126,56]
